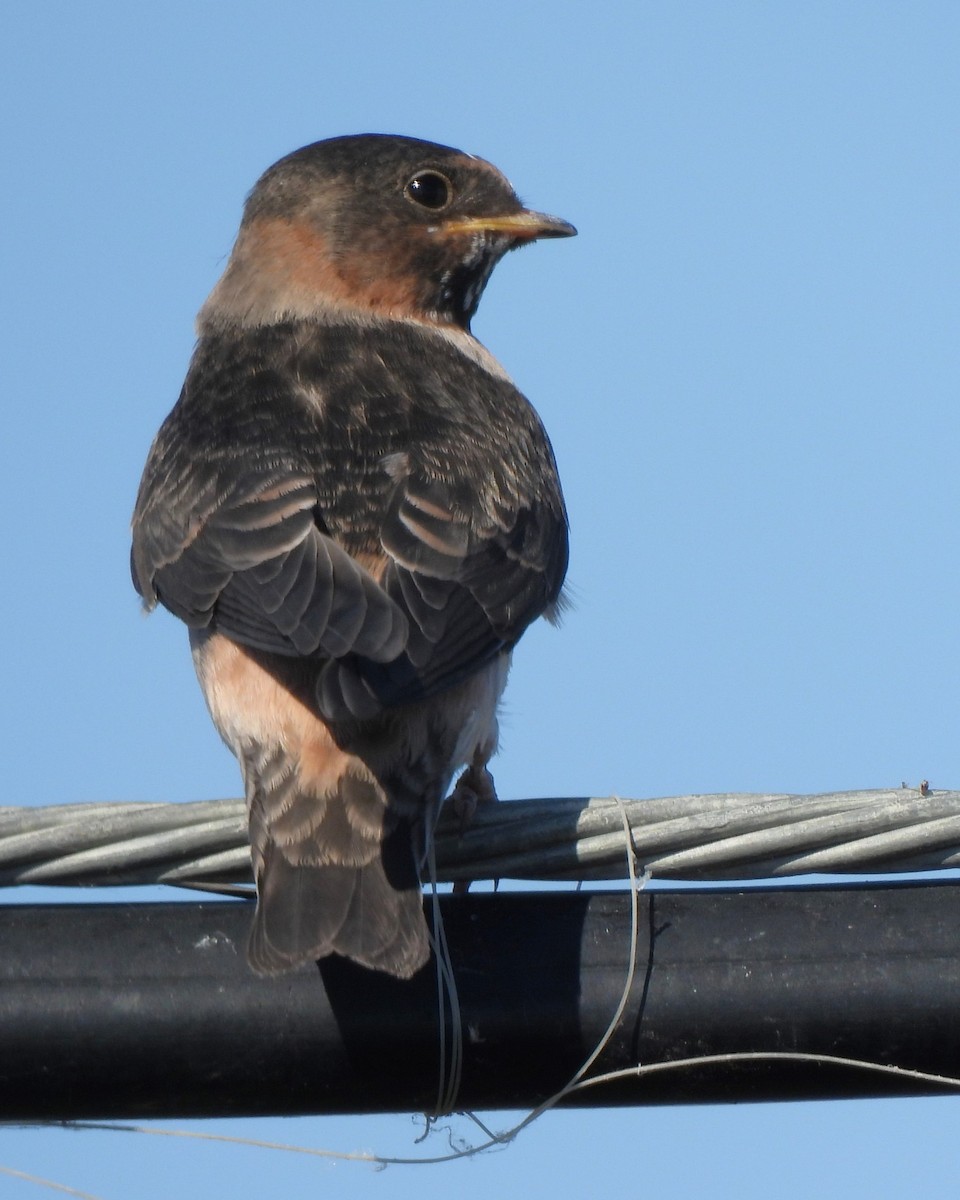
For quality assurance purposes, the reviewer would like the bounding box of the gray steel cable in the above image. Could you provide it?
[0,786,954,889]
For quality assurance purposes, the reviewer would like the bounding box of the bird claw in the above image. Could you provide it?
[450,763,498,895]
[450,763,498,828]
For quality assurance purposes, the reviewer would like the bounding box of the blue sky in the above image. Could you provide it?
[3,2,960,1196]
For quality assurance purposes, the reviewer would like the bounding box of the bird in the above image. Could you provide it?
[131,133,574,979]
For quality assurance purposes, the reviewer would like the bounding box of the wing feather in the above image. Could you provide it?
[133,463,408,663]
[131,321,567,720]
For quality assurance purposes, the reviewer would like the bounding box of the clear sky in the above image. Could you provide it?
[3,2,960,1197]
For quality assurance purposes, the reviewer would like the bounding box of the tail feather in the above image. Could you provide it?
[247,841,431,978]
[245,760,432,978]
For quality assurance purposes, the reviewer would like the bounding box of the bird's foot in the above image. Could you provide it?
[450,763,498,895]
[450,762,498,828]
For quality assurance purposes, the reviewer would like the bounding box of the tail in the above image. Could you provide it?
[244,755,432,979]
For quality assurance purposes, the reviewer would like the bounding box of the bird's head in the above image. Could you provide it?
[198,133,576,333]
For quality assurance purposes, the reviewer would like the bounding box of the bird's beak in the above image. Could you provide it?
[443,209,577,241]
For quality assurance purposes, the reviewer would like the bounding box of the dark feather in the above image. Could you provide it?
[132,319,568,711]
[244,747,429,977]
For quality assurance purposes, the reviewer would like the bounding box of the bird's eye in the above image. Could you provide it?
[404,170,453,211]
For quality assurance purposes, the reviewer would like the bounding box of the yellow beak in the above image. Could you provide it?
[443,209,577,240]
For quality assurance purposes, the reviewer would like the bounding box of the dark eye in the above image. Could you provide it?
[404,170,453,211]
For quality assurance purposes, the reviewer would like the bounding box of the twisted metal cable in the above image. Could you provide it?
[0,786,956,890]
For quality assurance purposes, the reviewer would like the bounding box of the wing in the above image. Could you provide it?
[132,321,568,721]
[131,403,408,666]
[316,449,568,719]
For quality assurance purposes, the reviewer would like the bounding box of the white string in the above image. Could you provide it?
[58,1044,960,1169]
[425,841,462,1118]
[0,1164,107,1200]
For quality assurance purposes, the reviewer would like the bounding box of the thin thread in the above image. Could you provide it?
[57,1123,380,1164]
[565,795,641,1089]
[0,1164,107,1200]
[57,1048,960,1167]
[425,841,462,1118]
[564,1050,960,1098]
[434,793,644,1151]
